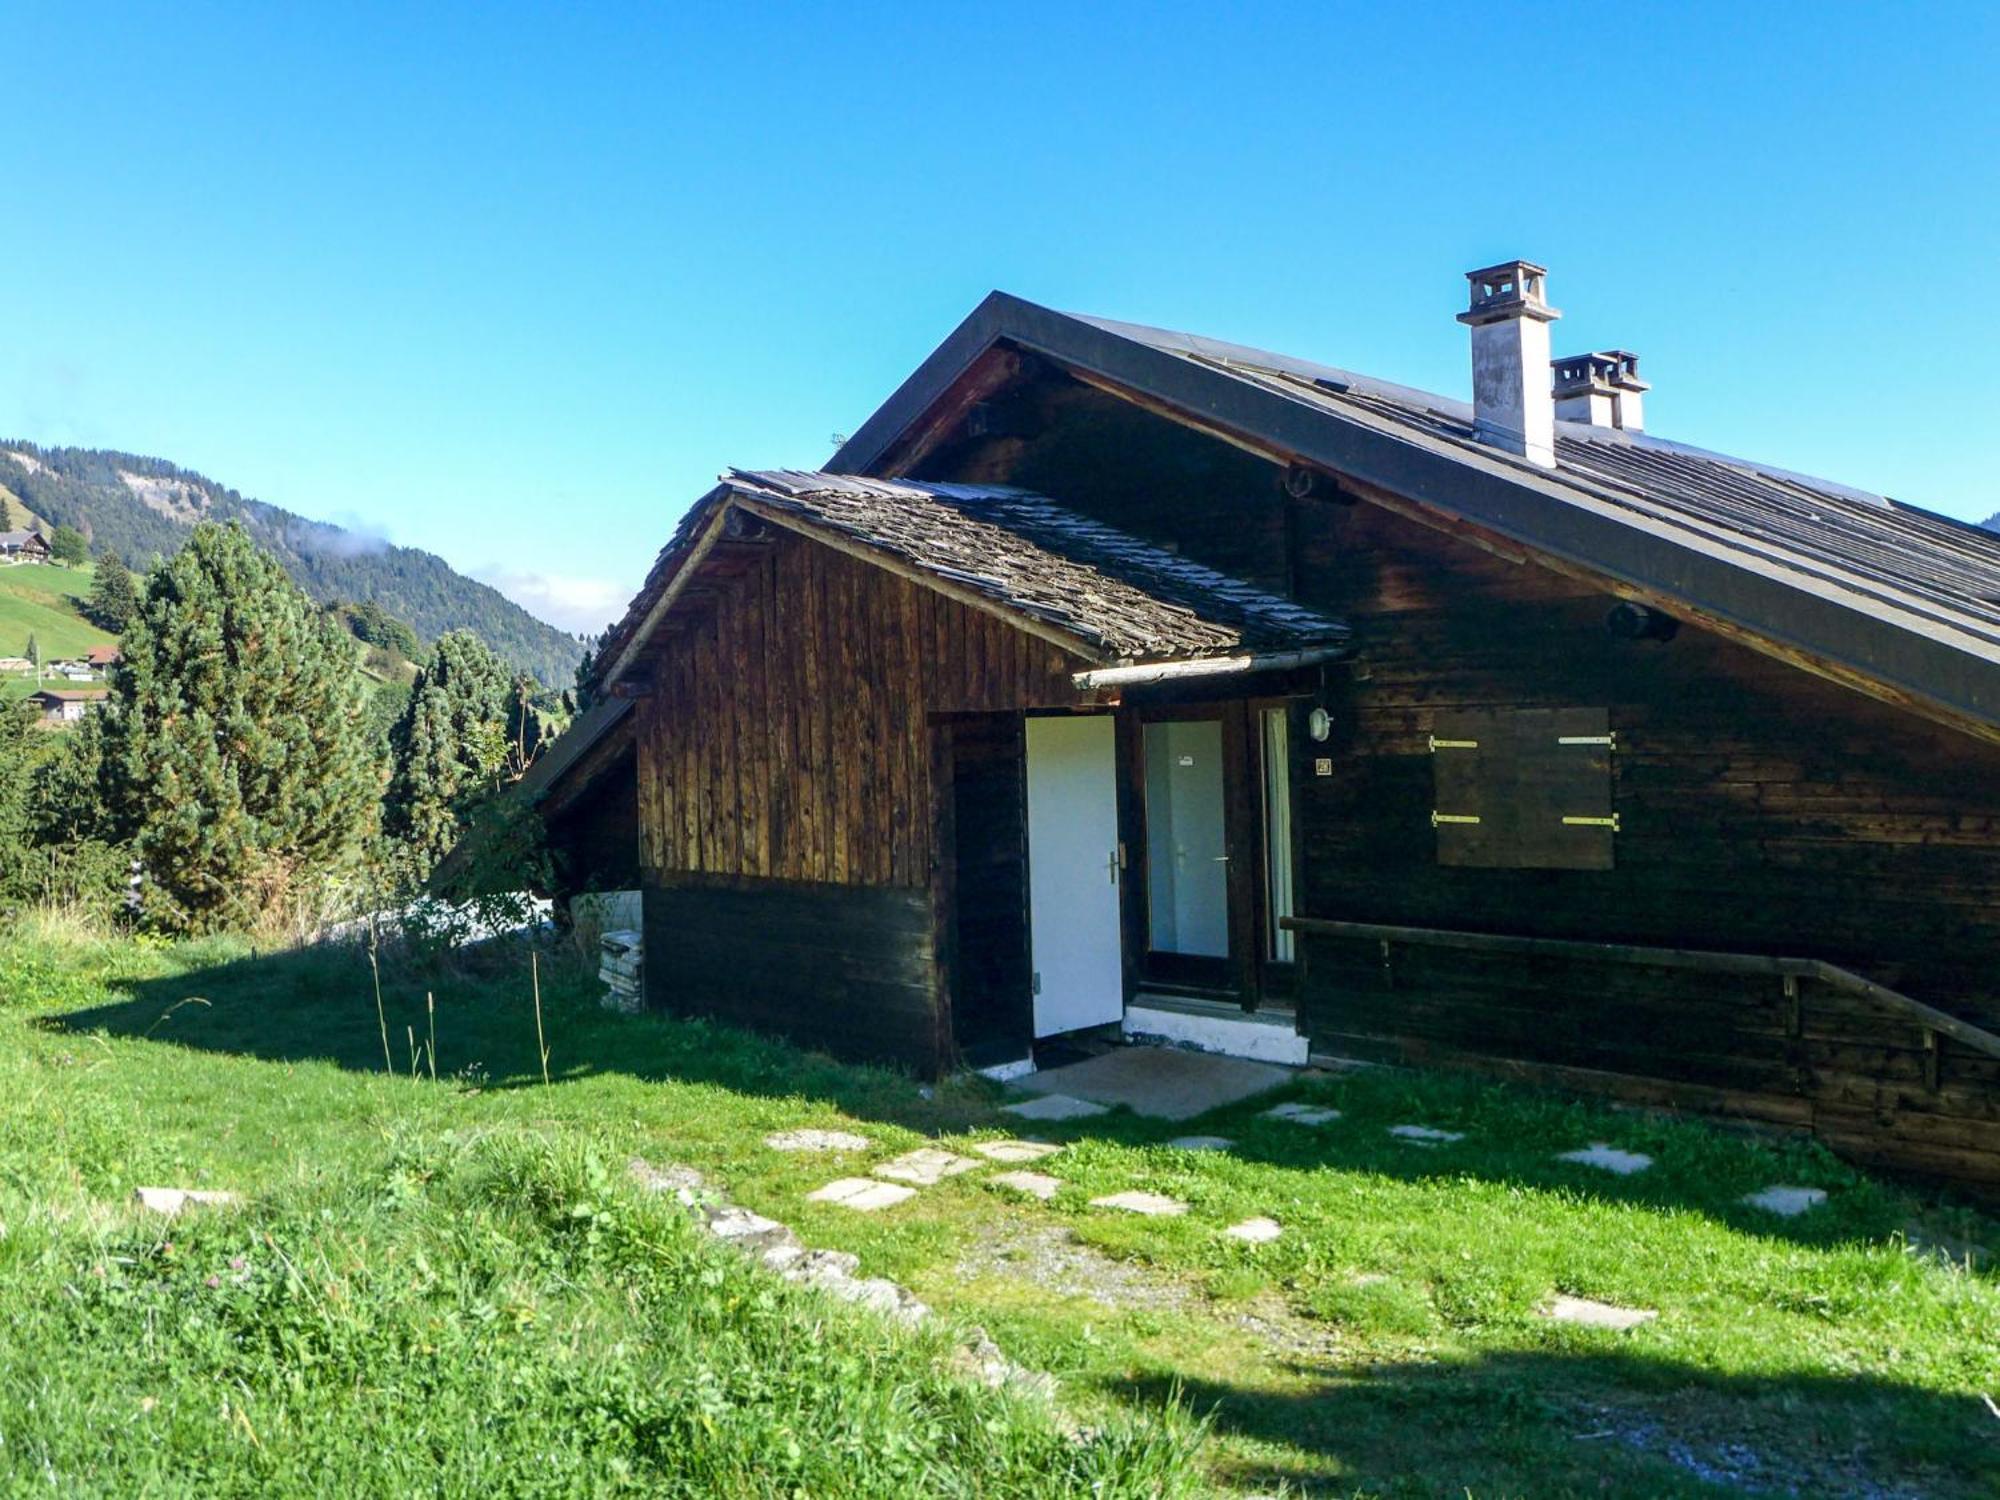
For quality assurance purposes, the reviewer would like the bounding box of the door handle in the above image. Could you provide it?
[1106,850,1119,885]
[1212,855,1231,863]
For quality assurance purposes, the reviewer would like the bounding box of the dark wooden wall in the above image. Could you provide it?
[643,872,942,1072]
[1286,496,2000,1193]
[634,529,1086,888]
[940,380,2000,1190]
[633,527,1086,1074]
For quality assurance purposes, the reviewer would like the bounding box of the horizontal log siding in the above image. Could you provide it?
[635,529,1087,887]
[1291,497,2000,1193]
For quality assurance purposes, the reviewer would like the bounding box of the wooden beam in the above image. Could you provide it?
[1281,915,2000,1062]
[599,503,733,690]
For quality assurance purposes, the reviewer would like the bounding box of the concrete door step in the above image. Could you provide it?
[1123,997,1309,1066]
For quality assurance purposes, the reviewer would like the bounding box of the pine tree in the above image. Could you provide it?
[384,629,512,872]
[105,521,380,931]
[49,524,88,567]
[87,550,139,634]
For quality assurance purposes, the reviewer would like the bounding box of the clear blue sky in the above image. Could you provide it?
[6,2,1996,633]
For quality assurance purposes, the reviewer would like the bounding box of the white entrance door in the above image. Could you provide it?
[1025,715,1124,1037]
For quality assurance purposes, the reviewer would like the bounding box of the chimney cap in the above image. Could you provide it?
[1458,259,1559,327]
[1551,352,1621,400]
[1600,348,1650,393]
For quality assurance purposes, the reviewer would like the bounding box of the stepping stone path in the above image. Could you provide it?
[1388,1124,1465,1145]
[1265,1102,1341,1126]
[971,1139,1062,1164]
[133,1187,240,1216]
[1003,1093,1108,1121]
[873,1147,980,1186]
[807,1177,917,1213]
[1542,1294,1658,1331]
[628,1157,1051,1395]
[1557,1142,1654,1176]
[1223,1216,1283,1244]
[764,1128,871,1153]
[1090,1190,1187,1217]
[990,1170,1063,1201]
[1167,1135,1233,1152]
[1743,1185,1827,1217]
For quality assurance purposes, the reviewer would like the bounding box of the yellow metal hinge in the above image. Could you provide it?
[1561,814,1621,831]
[1431,811,1482,827]
[1557,733,1617,747]
[1428,736,1479,752]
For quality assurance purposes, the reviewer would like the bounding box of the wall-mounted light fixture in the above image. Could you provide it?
[1307,706,1334,742]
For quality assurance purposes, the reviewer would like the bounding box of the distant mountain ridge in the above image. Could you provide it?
[0,443,584,686]
[1985,513,1999,534]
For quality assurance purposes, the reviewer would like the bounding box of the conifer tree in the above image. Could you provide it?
[87,550,139,633]
[384,629,512,872]
[106,522,379,930]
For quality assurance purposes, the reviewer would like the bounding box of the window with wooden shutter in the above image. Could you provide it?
[1430,708,1615,870]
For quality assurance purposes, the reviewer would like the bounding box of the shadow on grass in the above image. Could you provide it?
[42,937,2000,1257]
[1121,1347,1999,1499]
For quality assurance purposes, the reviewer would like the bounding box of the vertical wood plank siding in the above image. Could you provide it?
[635,531,1086,887]
[633,529,1086,1076]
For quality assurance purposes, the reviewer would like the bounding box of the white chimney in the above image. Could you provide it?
[1457,260,1560,468]
[1552,349,1649,432]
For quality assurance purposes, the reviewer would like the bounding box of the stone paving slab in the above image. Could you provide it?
[1743,1185,1827,1217]
[1264,1102,1342,1126]
[1003,1093,1109,1121]
[1557,1142,1654,1176]
[1090,1190,1187,1217]
[1388,1124,1466,1145]
[990,1170,1063,1201]
[1223,1216,1283,1244]
[807,1177,917,1212]
[1012,1046,1292,1121]
[1542,1295,1658,1331]
[873,1147,981,1186]
[972,1139,1063,1164]
[764,1128,872,1153]
[1166,1135,1233,1151]
[133,1187,241,1216]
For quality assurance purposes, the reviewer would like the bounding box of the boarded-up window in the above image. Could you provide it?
[1430,708,1615,869]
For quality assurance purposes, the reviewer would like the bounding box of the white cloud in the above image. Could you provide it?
[474,566,634,636]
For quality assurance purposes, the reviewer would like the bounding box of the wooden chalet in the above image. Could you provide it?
[565,261,2000,1194]
[0,529,51,562]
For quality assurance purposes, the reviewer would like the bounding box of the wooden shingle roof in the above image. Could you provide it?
[595,470,1347,684]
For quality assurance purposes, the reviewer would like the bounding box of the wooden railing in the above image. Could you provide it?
[1279,915,2000,1063]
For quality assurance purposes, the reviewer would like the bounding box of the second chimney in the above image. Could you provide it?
[1458,260,1560,468]
[1553,349,1649,431]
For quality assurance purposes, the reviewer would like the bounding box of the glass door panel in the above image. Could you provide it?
[1143,718,1230,959]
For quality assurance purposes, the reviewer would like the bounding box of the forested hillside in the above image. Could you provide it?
[0,444,584,685]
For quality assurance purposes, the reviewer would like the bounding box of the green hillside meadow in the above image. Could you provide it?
[0,563,115,702]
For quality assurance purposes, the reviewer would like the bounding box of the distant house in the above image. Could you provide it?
[29,688,107,724]
[85,644,122,668]
[0,530,50,563]
[0,656,31,673]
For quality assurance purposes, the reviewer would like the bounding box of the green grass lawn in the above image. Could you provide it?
[4,924,1997,1496]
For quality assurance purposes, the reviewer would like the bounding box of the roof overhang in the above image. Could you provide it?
[830,293,2000,743]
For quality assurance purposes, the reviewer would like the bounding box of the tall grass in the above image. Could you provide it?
[0,1127,1201,1496]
